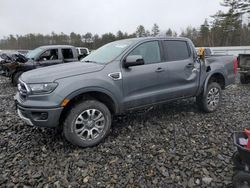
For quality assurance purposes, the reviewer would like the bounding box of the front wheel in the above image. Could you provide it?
[63,100,112,147]
[196,82,222,113]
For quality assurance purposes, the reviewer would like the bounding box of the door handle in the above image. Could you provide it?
[155,67,164,72]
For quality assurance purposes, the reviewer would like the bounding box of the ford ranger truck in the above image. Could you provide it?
[15,37,238,147]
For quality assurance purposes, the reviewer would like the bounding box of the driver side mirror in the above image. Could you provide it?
[124,55,144,68]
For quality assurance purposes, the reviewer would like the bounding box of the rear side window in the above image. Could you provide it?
[62,48,74,59]
[129,41,161,64]
[80,49,88,55]
[163,40,190,61]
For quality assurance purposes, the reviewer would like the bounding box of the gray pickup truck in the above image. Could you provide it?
[15,37,237,147]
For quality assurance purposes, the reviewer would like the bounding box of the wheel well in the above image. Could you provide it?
[59,91,116,124]
[208,73,225,89]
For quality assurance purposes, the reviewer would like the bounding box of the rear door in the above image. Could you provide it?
[62,48,77,63]
[158,40,200,99]
[121,40,164,109]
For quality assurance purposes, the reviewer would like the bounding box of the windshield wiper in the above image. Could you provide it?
[82,60,96,63]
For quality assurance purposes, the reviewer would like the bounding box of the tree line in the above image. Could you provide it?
[0,0,249,50]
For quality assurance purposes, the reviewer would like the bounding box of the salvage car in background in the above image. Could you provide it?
[238,54,250,84]
[1,45,79,85]
[0,52,27,76]
[197,46,250,84]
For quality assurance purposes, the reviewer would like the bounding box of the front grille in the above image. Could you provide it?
[18,80,29,100]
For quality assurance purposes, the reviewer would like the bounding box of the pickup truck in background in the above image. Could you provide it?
[15,37,237,147]
[238,54,250,84]
[76,47,90,60]
[1,45,79,85]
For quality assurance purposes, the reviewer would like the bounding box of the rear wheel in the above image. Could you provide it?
[12,71,23,86]
[63,100,112,147]
[240,74,249,84]
[196,82,222,113]
[232,152,245,171]
[232,171,250,188]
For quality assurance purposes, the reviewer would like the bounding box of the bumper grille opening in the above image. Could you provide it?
[31,112,48,121]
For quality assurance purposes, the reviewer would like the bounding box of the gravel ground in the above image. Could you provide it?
[0,76,250,188]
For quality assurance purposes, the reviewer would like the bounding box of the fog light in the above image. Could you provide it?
[32,112,48,121]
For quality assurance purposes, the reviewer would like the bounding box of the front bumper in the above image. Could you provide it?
[16,103,63,128]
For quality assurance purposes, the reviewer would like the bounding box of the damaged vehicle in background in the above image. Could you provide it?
[238,54,250,84]
[0,52,27,74]
[1,45,79,85]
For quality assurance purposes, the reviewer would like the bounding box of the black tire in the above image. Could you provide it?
[196,82,222,113]
[232,171,250,188]
[240,74,247,84]
[12,71,23,86]
[232,152,245,171]
[63,100,112,148]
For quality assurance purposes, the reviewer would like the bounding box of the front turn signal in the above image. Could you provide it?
[61,98,70,107]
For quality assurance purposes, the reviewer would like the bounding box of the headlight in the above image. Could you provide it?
[28,83,58,94]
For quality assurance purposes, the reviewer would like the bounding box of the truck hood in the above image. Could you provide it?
[21,62,104,83]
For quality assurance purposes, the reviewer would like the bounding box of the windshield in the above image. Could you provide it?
[81,40,134,64]
[26,47,43,59]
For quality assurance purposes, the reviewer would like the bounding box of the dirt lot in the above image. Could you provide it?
[0,76,250,188]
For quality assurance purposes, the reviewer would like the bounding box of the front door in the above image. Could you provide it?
[121,40,164,109]
[37,49,62,67]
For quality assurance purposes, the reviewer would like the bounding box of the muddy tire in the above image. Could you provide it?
[196,82,222,113]
[232,152,245,171]
[63,100,111,148]
[240,74,249,84]
[232,171,250,188]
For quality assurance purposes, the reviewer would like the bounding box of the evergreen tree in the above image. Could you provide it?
[216,0,242,45]
[166,28,173,36]
[135,25,146,37]
[151,23,160,36]
[199,19,210,46]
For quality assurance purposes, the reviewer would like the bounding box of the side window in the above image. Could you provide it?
[62,48,74,59]
[80,49,87,55]
[163,40,190,61]
[129,41,161,64]
[40,49,58,61]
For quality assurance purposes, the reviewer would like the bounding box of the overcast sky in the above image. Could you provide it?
[0,0,227,38]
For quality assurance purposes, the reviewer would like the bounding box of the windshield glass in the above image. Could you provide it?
[81,40,134,64]
[26,47,43,59]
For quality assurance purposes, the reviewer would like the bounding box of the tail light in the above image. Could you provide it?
[233,57,238,74]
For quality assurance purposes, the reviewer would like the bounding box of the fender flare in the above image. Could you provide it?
[202,71,226,96]
[64,87,120,113]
